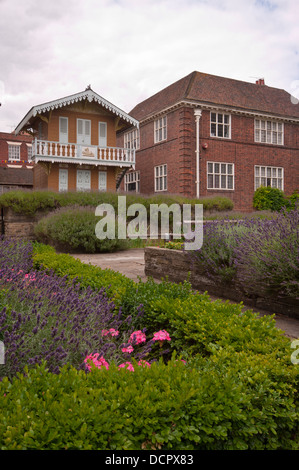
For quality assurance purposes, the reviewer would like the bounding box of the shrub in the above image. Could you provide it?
[0,190,233,216]
[0,241,173,380]
[1,239,298,450]
[0,356,297,450]
[34,206,129,253]
[234,208,299,298]
[253,186,288,211]
[189,209,299,299]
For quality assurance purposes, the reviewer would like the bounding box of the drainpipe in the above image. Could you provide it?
[194,109,202,198]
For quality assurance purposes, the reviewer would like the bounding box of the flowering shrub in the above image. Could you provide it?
[0,239,171,380]
[190,208,299,298]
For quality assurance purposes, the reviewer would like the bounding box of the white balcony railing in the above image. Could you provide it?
[32,139,135,166]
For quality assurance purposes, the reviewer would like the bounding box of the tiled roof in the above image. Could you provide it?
[15,88,139,135]
[0,167,33,186]
[0,132,33,143]
[130,71,299,121]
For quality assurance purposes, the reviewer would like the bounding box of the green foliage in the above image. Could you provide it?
[0,190,233,216]
[32,243,134,302]
[5,242,294,450]
[0,355,298,450]
[253,186,288,211]
[34,206,129,253]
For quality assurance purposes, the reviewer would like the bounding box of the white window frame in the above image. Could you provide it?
[207,162,234,190]
[77,119,91,145]
[26,143,32,162]
[154,164,167,192]
[99,122,107,147]
[98,171,107,192]
[154,116,167,143]
[77,169,91,191]
[59,117,68,144]
[124,171,140,193]
[7,142,21,161]
[59,168,68,192]
[124,129,140,150]
[210,112,231,139]
[254,165,284,191]
[254,119,284,145]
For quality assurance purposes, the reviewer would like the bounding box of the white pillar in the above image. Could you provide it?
[194,109,202,198]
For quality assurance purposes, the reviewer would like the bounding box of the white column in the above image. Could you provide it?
[194,109,202,199]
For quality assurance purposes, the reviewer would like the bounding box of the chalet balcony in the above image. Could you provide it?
[32,139,135,167]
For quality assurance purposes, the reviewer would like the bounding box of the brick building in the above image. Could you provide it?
[0,132,34,194]
[117,71,299,211]
[14,87,139,192]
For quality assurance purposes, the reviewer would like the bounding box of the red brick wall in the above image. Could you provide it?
[0,132,33,165]
[118,106,299,211]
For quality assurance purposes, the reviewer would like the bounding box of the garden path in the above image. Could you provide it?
[72,249,299,340]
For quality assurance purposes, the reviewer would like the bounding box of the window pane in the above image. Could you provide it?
[211,123,216,136]
[228,175,233,189]
[208,174,213,188]
[211,113,216,122]
[255,167,260,176]
[214,163,220,173]
[221,175,226,188]
[267,167,271,178]
[228,164,233,175]
[221,164,226,174]
[208,162,213,173]
[214,175,220,188]
[218,125,223,137]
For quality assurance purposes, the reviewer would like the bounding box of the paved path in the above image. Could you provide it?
[73,249,299,340]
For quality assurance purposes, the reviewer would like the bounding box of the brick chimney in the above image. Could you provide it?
[256,78,265,85]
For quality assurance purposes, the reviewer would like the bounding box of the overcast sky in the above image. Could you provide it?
[0,0,298,132]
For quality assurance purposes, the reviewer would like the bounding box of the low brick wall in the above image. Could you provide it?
[1,208,44,240]
[144,247,299,319]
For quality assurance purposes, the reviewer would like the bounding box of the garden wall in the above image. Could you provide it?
[1,208,43,239]
[144,247,299,319]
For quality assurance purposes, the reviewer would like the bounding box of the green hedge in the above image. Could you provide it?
[0,190,233,216]
[34,206,130,253]
[0,355,298,450]
[253,187,299,211]
[1,242,293,449]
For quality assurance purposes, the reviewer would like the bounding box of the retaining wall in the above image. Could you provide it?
[144,247,299,319]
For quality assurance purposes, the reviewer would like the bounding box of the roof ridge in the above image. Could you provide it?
[184,71,197,99]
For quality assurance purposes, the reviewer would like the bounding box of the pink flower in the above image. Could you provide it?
[122,345,134,354]
[152,330,171,342]
[129,330,146,345]
[118,362,134,372]
[138,360,151,368]
[84,353,109,371]
[101,328,119,337]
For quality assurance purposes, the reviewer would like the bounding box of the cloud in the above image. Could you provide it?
[0,0,298,131]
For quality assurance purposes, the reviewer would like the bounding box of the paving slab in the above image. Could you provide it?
[72,249,299,340]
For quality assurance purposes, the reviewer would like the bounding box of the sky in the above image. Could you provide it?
[0,0,298,132]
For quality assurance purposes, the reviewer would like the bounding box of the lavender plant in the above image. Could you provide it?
[234,208,299,298]
[0,239,160,380]
[190,209,299,299]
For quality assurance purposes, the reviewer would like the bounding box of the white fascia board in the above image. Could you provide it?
[15,89,139,135]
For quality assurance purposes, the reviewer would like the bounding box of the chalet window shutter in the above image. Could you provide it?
[59,117,68,143]
[77,119,83,137]
[85,120,91,137]
[99,122,107,147]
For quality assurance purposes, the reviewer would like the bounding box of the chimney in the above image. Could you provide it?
[256,78,265,85]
